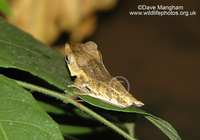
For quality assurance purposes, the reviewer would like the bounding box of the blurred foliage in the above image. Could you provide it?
[3,0,118,46]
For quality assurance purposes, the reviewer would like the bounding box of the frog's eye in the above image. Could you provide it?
[65,54,71,64]
[79,66,83,70]
[85,41,97,51]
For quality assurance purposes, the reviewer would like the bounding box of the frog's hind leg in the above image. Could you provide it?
[74,92,95,96]
[74,92,104,100]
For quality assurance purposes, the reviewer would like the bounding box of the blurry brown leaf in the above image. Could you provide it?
[5,0,118,45]
[70,15,97,42]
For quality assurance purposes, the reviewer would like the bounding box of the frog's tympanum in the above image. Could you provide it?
[65,41,144,108]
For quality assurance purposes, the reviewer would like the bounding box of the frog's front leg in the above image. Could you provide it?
[68,77,90,93]
[69,78,109,104]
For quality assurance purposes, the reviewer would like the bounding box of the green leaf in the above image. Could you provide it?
[0,0,12,16]
[145,115,180,140]
[0,74,64,140]
[0,17,181,139]
[0,16,72,91]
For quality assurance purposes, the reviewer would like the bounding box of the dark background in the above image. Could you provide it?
[89,0,200,139]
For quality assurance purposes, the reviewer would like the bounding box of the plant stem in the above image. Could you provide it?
[15,80,135,140]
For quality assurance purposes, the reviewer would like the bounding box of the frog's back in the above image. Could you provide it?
[70,42,112,82]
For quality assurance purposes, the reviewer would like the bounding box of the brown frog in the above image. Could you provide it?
[65,41,144,108]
